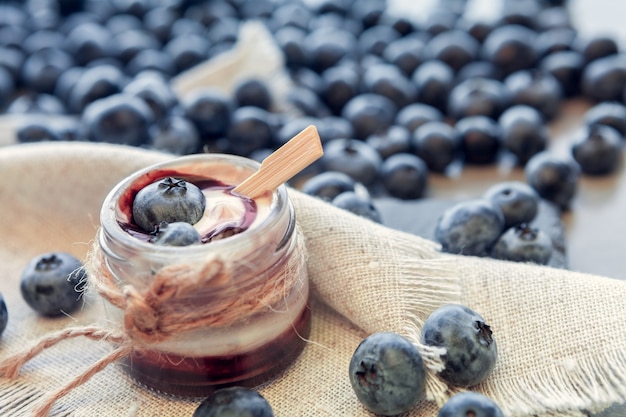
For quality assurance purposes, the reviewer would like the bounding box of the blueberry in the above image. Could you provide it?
[20,47,74,94]
[581,54,626,103]
[132,177,206,232]
[491,224,553,265]
[349,332,426,416]
[570,124,623,176]
[434,199,505,257]
[583,101,626,137]
[422,304,497,387]
[481,24,538,77]
[16,120,61,143]
[126,49,177,78]
[20,252,87,317]
[6,93,66,115]
[576,35,619,65]
[362,63,416,109]
[305,27,357,73]
[412,60,455,112]
[63,21,113,66]
[0,293,7,338]
[438,392,505,417]
[498,105,548,165]
[274,26,310,69]
[341,93,398,140]
[504,69,563,120]
[81,93,154,146]
[300,171,356,202]
[525,151,580,211]
[380,153,429,200]
[412,121,461,174]
[68,64,128,114]
[164,33,210,73]
[150,221,202,247]
[234,78,273,111]
[483,181,539,229]
[123,71,178,120]
[395,103,444,133]
[534,28,576,59]
[366,125,412,160]
[382,36,425,77]
[321,138,382,186]
[539,50,584,97]
[357,24,401,57]
[332,191,381,223]
[226,106,275,156]
[183,88,233,139]
[456,116,502,166]
[193,387,274,417]
[425,29,480,73]
[447,77,511,121]
[149,114,200,155]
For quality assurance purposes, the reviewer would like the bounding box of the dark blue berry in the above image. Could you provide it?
[483,181,539,229]
[0,293,7,338]
[332,191,381,223]
[539,50,584,98]
[491,224,553,264]
[422,304,497,387]
[438,392,505,417]
[150,221,202,246]
[362,63,416,109]
[498,105,548,165]
[382,36,425,77]
[183,88,233,139]
[456,116,502,165]
[425,29,480,73]
[6,93,66,115]
[132,177,206,232]
[20,252,87,317]
[525,151,580,211]
[149,114,200,155]
[481,24,538,77]
[581,54,626,103]
[300,171,356,202]
[395,103,444,133]
[16,120,61,143]
[193,387,274,417]
[570,124,623,176]
[447,77,511,121]
[226,106,276,156]
[68,64,128,114]
[412,121,461,174]
[349,332,426,416]
[164,33,211,73]
[504,69,563,120]
[81,93,154,146]
[434,199,505,256]
[234,78,273,111]
[380,153,429,200]
[412,60,454,112]
[123,71,178,120]
[322,138,382,186]
[341,93,398,140]
[583,101,626,137]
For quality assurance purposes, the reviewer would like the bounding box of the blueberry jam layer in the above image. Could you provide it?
[117,169,265,243]
[124,305,311,398]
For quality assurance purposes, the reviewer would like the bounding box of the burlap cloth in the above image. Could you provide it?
[2,21,626,417]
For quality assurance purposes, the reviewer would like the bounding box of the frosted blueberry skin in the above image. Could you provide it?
[483,181,539,229]
[193,387,274,417]
[525,151,580,211]
[571,124,624,176]
[491,224,553,265]
[498,105,549,166]
[412,121,461,174]
[321,138,382,186]
[132,177,206,232]
[380,153,429,200]
[422,304,497,388]
[438,392,505,417]
[300,171,356,202]
[150,221,202,247]
[435,199,505,257]
[0,293,7,337]
[20,252,86,317]
[583,101,626,137]
[349,332,426,416]
[332,191,382,224]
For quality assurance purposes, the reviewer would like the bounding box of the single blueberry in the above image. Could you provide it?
[425,29,480,73]
[438,391,505,417]
[422,304,497,387]
[68,64,128,114]
[412,60,455,112]
[525,151,580,211]
[300,171,357,202]
[123,71,178,120]
[539,50,584,98]
[126,49,177,78]
[434,199,505,257]
[382,36,425,77]
[498,105,548,166]
[193,387,274,417]
[183,88,233,139]
[16,120,61,143]
[164,33,211,73]
[349,332,426,416]
[226,106,276,156]
[491,224,553,265]
[305,27,357,73]
[20,252,87,317]
[576,35,620,65]
[581,54,626,103]
[132,177,206,232]
[150,222,202,247]
[361,63,417,109]
[234,78,273,111]
[321,138,382,186]
[366,125,412,160]
[504,69,563,120]
[412,121,461,174]
[570,124,623,176]
[583,101,626,137]
[481,24,538,77]
[395,103,444,133]
[447,77,511,121]
[341,93,398,140]
[332,191,382,223]
[149,114,200,156]
[380,153,429,200]
[0,293,7,338]
[483,181,539,229]
[456,116,502,165]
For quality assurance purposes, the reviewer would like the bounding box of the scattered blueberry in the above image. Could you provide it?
[0,293,7,338]
[233,78,273,111]
[498,105,549,166]
[447,77,511,121]
[380,153,429,200]
[412,60,454,112]
[182,88,233,140]
[438,391,505,417]
[456,116,502,165]
[332,191,382,223]
[583,101,626,137]
[300,171,356,202]
[341,93,398,140]
[422,304,497,387]
[321,138,382,186]
[132,177,206,232]
[504,69,563,120]
[434,199,505,257]
[149,114,200,155]
[581,54,626,103]
[483,181,539,229]
[193,387,274,417]
[412,121,461,174]
[349,332,426,416]
[365,125,412,160]
[226,106,276,156]
[571,124,623,176]
[491,224,553,265]
[20,252,87,317]
[525,151,580,211]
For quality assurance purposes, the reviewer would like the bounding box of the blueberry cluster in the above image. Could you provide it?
[435,180,557,264]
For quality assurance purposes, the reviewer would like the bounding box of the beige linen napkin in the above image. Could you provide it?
[0,141,626,417]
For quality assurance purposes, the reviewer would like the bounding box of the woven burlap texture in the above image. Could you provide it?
[1,141,626,417]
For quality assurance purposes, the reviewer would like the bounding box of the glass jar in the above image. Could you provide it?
[97,154,310,397]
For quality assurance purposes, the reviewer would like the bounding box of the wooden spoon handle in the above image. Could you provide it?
[232,125,324,199]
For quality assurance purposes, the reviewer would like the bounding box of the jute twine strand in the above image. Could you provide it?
[0,227,306,416]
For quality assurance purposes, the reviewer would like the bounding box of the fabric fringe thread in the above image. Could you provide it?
[0,227,308,416]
